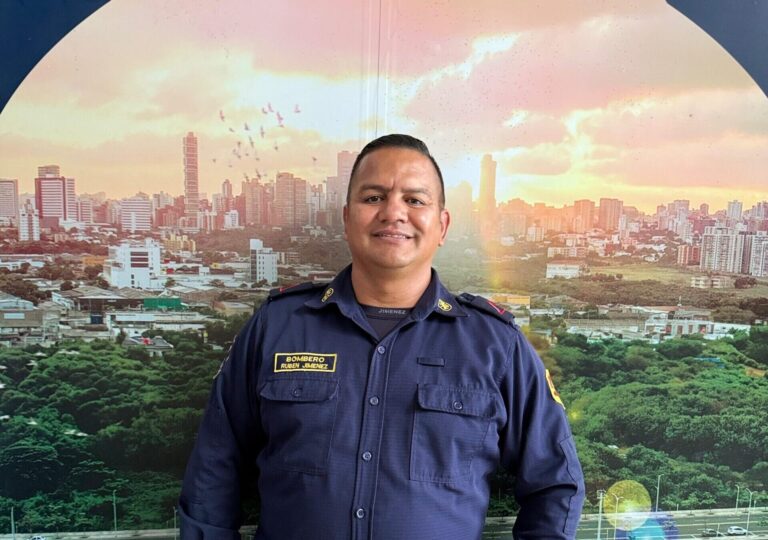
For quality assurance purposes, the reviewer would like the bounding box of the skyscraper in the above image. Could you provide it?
[0,179,19,225]
[478,154,497,217]
[274,172,309,229]
[183,132,199,227]
[326,150,358,211]
[242,180,270,225]
[572,199,595,233]
[727,200,743,221]
[700,226,749,274]
[34,166,77,228]
[598,198,623,232]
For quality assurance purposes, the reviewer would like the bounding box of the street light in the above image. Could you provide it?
[735,484,741,512]
[655,474,663,513]
[112,489,117,533]
[596,490,606,540]
[612,494,623,540]
[745,488,754,533]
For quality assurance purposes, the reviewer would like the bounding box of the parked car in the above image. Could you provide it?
[28,536,47,540]
[726,526,748,536]
[701,529,724,537]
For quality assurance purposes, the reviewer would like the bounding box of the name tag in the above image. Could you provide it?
[274,352,338,373]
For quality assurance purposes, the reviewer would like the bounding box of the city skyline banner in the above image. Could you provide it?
[1,2,768,539]
[1,2,768,214]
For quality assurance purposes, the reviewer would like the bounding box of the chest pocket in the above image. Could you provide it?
[410,383,496,483]
[259,377,339,475]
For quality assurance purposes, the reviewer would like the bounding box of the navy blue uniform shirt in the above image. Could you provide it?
[179,265,585,539]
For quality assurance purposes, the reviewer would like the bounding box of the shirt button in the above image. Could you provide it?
[355,508,366,519]
[362,451,372,462]
[376,345,386,355]
[369,396,380,406]
[452,400,463,411]
[292,387,303,397]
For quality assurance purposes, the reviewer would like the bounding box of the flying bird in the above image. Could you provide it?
[261,107,268,114]
[219,110,225,121]
[244,122,250,131]
[228,127,235,133]
[273,143,279,151]
[267,102,274,112]
[260,126,265,138]
[294,104,301,113]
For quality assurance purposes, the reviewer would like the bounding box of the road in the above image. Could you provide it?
[2,509,765,540]
[484,509,768,539]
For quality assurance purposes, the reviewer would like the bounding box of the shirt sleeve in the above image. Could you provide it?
[178,311,265,539]
[498,329,585,540]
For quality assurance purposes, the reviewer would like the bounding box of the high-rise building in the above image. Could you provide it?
[326,151,358,209]
[700,226,749,274]
[222,179,233,199]
[77,197,94,224]
[699,203,709,216]
[34,166,77,228]
[120,194,153,232]
[273,172,308,229]
[727,200,743,221]
[0,179,19,225]
[446,181,474,236]
[572,199,595,233]
[242,180,269,225]
[183,132,199,226]
[18,202,40,241]
[249,239,278,284]
[749,233,768,277]
[309,184,326,226]
[478,154,497,218]
[598,198,623,232]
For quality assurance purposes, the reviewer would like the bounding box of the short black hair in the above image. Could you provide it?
[346,134,445,208]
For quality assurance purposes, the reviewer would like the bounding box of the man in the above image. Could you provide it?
[179,134,585,539]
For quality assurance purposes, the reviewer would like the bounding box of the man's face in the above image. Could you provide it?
[343,146,450,276]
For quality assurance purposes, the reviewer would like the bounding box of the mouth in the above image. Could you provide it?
[373,231,413,240]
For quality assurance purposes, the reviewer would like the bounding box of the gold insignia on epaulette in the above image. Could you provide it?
[545,369,565,409]
[322,288,334,302]
[438,299,452,312]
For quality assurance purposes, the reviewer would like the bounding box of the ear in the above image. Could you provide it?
[342,204,349,239]
[438,208,450,246]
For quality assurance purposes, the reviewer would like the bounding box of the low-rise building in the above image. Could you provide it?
[546,263,584,279]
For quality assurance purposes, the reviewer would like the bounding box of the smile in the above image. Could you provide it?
[374,232,412,239]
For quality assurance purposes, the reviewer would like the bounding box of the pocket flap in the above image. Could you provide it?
[260,378,338,403]
[416,384,496,418]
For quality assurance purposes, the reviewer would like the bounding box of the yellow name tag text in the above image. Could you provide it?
[274,352,337,373]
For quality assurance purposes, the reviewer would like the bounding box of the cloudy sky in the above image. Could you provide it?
[0,0,766,213]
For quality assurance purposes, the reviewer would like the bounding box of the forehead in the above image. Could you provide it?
[352,147,440,190]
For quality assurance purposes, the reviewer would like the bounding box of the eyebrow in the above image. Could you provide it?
[357,183,433,197]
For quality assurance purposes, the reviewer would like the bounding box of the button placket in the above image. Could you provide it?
[351,337,393,539]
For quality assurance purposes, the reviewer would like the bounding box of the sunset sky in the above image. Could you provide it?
[0,0,766,213]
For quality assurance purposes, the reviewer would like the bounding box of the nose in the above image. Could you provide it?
[377,196,407,223]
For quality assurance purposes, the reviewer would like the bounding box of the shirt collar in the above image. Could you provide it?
[305,264,467,320]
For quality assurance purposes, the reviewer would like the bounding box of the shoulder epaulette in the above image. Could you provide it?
[268,281,326,300]
[456,293,517,325]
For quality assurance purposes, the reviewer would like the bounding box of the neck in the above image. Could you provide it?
[350,264,432,308]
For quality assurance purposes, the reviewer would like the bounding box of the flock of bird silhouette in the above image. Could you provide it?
[211,103,318,184]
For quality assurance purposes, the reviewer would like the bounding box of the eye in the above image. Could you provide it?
[363,195,383,203]
[406,197,425,206]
